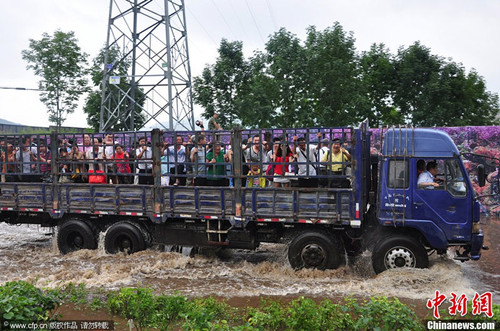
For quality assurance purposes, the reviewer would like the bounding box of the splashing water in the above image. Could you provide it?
[0,221,496,303]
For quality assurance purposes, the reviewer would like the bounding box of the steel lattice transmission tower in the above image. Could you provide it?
[100,0,194,132]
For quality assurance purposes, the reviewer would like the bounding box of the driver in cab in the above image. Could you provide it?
[417,161,442,189]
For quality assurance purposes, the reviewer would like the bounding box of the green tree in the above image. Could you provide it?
[83,45,146,132]
[416,63,499,126]
[359,43,402,126]
[304,23,361,127]
[193,39,250,128]
[393,42,499,126]
[193,25,499,129]
[22,30,89,129]
[392,42,442,124]
[265,28,310,127]
[237,51,279,128]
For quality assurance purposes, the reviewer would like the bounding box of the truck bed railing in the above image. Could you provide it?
[0,127,362,224]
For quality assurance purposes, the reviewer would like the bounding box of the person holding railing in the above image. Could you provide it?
[206,143,232,187]
[163,135,187,186]
[293,135,320,188]
[112,144,132,184]
[321,138,351,188]
[268,136,294,188]
[38,141,51,182]
[85,138,106,184]
[5,143,17,182]
[15,135,39,182]
[135,137,153,185]
[190,134,208,186]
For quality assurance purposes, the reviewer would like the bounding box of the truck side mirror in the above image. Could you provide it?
[477,164,485,187]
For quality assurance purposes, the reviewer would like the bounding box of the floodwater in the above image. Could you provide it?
[0,216,498,305]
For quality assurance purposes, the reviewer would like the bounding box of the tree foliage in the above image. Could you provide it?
[193,23,499,128]
[193,39,250,129]
[22,30,89,129]
[83,45,146,132]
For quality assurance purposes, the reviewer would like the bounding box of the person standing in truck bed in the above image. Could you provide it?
[268,136,294,188]
[190,134,208,186]
[163,135,187,186]
[206,143,232,186]
[15,135,38,182]
[293,136,320,188]
[135,137,153,185]
[321,138,351,188]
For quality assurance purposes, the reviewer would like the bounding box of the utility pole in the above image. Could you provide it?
[100,0,194,132]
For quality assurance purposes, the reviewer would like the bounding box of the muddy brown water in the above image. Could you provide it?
[0,216,498,311]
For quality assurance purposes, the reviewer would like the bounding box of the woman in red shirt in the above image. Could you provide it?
[112,144,131,184]
[268,137,294,188]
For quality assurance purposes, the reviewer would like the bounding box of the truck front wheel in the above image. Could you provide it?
[57,219,98,255]
[288,231,344,270]
[104,222,147,254]
[371,235,428,274]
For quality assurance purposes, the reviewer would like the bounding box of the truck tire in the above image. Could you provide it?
[371,235,429,274]
[57,219,98,255]
[104,222,147,254]
[288,231,344,270]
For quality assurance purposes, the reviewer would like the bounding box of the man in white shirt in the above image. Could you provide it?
[163,135,187,186]
[15,135,38,182]
[293,136,318,187]
[417,161,440,189]
[135,137,153,185]
[190,134,207,186]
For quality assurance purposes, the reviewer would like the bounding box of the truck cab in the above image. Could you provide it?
[372,128,484,273]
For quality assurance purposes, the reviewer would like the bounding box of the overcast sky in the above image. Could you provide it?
[0,0,499,128]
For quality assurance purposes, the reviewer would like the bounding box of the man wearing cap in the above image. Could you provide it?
[321,138,351,188]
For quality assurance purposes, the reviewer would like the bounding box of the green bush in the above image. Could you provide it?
[247,299,286,329]
[247,297,354,331]
[107,287,157,328]
[153,294,188,327]
[180,296,231,330]
[0,281,60,324]
[347,296,424,331]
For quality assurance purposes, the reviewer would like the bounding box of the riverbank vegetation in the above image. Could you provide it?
[1,281,497,330]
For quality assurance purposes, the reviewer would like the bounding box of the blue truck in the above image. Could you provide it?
[0,122,488,273]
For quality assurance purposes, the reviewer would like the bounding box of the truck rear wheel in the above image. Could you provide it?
[288,231,344,270]
[371,235,428,274]
[57,219,98,255]
[104,222,147,254]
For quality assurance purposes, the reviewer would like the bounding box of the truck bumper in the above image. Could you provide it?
[470,229,484,260]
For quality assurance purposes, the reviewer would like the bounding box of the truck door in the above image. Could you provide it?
[412,158,471,241]
[379,159,412,221]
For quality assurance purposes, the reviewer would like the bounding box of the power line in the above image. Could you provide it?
[265,0,278,31]
[228,1,251,41]
[0,86,42,91]
[244,0,265,44]
[187,7,218,46]
[209,0,238,41]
